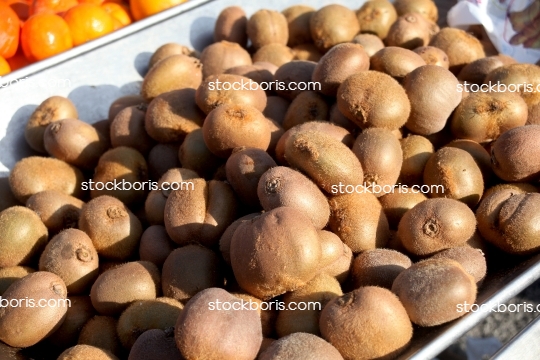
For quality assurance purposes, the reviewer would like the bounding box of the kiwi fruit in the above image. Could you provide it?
[39,229,99,294]
[145,88,204,144]
[328,192,390,253]
[25,96,78,153]
[392,258,477,326]
[320,286,413,359]
[446,139,496,184]
[225,63,276,87]
[484,64,540,110]
[0,206,48,267]
[47,296,95,349]
[139,225,176,267]
[379,191,428,229]
[282,5,315,47]
[0,177,20,213]
[91,146,148,205]
[141,54,202,102]
[195,74,267,115]
[162,245,225,303]
[0,271,68,348]
[352,128,403,195]
[263,96,290,125]
[450,91,528,143]
[312,43,370,96]
[178,129,224,178]
[397,198,477,256]
[230,207,322,299]
[292,43,323,61]
[413,46,449,68]
[356,0,398,39]
[458,55,516,85]
[319,230,353,283]
[257,166,330,229]
[490,125,540,182]
[200,41,252,78]
[247,10,288,50]
[253,44,295,67]
[310,5,360,52]
[78,316,123,357]
[386,12,439,49]
[351,34,385,57]
[129,328,182,360]
[403,65,462,135]
[337,70,411,130]
[108,95,145,121]
[148,43,199,69]
[214,6,248,46]
[219,213,260,266]
[276,273,342,337]
[371,47,426,81]
[259,332,343,360]
[79,195,142,260]
[274,60,317,100]
[58,345,119,360]
[175,287,262,360]
[351,249,412,289]
[232,292,277,338]
[147,144,181,180]
[0,266,35,296]
[9,156,85,203]
[44,118,108,169]
[110,105,155,155]
[90,261,160,316]
[282,91,329,130]
[429,28,486,74]
[394,0,438,22]
[431,247,487,284]
[117,297,183,349]
[328,104,358,133]
[25,190,82,234]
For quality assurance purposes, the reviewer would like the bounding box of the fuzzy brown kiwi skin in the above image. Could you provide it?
[386,13,439,49]
[458,55,516,85]
[178,129,224,179]
[398,135,434,186]
[110,105,155,155]
[219,213,260,266]
[200,41,252,78]
[282,5,315,47]
[26,190,84,234]
[147,144,180,180]
[312,43,370,96]
[429,28,486,74]
[108,95,145,122]
[58,345,119,360]
[247,10,288,50]
[379,191,428,229]
[391,258,477,327]
[356,0,398,39]
[490,125,540,182]
[25,96,78,153]
[310,4,360,52]
[274,60,317,100]
[263,96,290,125]
[292,43,323,61]
[351,34,384,57]
[370,47,427,81]
[46,296,95,349]
[252,44,295,67]
[413,46,449,68]
[214,6,248,46]
[149,43,199,70]
[225,63,277,88]
[139,225,175,267]
[320,287,413,360]
[446,139,496,185]
[397,198,477,256]
[282,91,329,130]
[0,266,35,296]
[260,332,343,360]
[318,230,353,283]
[337,71,411,130]
[351,249,412,289]
[129,328,183,360]
[431,247,487,284]
[394,0,438,22]
[78,316,123,357]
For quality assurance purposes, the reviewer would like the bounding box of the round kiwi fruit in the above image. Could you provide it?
[0,266,34,296]
[397,198,477,256]
[429,28,486,74]
[44,118,108,169]
[247,9,289,50]
[431,247,487,284]
[484,64,540,109]
[386,13,439,49]
[328,104,359,133]
[178,129,224,178]
[351,249,412,289]
[356,0,398,39]
[320,286,413,359]
[371,47,427,81]
[337,70,411,130]
[58,345,118,360]
[108,95,145,122]
[446,139,496,184]
[282,5,315,47]
[175,287,262,360]
[458,55,516,85]
[394,0,438,22]
[225,63,276,87]
[47,296,95,349]
[219,213,260,266]
[117,297,183,349]
[379,191,428,229]
[149,43,199,69]
[90,261,161,316]
[276,273,342,337]
[259,332,344,360]
[9,156,85,203]
[79,195,142,260]
[312,43,370,96]
[328,192,390,253]
[26,190,83,234]
[39,229,99,294]
[392,258,477,326]
[0,271,68,348]
[232,292,277,338]
[139,225,176,267]
[110,105,155,155]
[413,46,449,68]
[490,125,540,182]
[25,96,78,153]
[403,65,462,135]
[399,135,434,185]
[78,316,123,357]
[230,207,322,299]
[263,96,290,125]
[162,245,225,303]
[145,88,204,144]
[318,230,353,283]
[128,328,182,360]
[282,91,329,130]
[195,74,267,115]
[310,4,360,52]
[200,40,252,78]
[214,6,248,47]
[147,144,181,180]
[252,44,295,67]
[351,34,385,57]
[273,60,317,100]
[292,43,323,61]
[352,128,403,195]
[0,206,48,267]
[141,54,202,102]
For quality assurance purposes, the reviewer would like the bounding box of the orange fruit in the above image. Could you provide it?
[129,0,187,21]
[21,13,73,61]
[6,48,31,70]
[78,0,105,4]
[0,56,11,75]
[30,0,78,16]
[0,2,20,59]
[101,2,131,27]
[63,3,114,46]
[2,0,30,21]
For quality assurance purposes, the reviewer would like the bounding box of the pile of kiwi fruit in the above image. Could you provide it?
[1,1,540,359]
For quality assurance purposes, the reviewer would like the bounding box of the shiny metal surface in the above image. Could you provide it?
[491,315,540,359]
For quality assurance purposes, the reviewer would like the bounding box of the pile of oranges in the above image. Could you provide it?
[0,0,188,76]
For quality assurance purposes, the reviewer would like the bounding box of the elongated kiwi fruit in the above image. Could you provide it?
[399,135,434,185]
[431,247,487,284]
[351,248,412,289]
[310,5,360,52]
[26,190,84,234]
[78,316,123,357]
[214,6,248,46]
